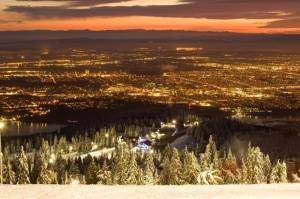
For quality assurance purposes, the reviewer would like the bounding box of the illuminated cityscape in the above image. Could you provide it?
[1,0,300,195]
[0,47,299,121]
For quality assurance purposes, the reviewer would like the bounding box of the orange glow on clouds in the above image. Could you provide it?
[1,0,300,33]
[0,16,292,33]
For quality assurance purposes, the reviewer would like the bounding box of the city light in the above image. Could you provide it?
[0,122,4,130]
[0,48,298,120]
[0,26,299,192]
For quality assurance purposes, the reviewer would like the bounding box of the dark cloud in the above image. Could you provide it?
[0,19,23,24]
[16,0,131,7]
[5,0,300,28]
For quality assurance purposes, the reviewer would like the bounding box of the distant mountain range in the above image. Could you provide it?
[1,30,300,42]
[1,30,300,53]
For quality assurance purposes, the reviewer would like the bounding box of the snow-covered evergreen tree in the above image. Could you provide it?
[246,144,267,184]
[125,153,138,184]
[161,145,173,163]
[199,135,219,171]
[112,143,131,184]
[143,152,155,184]
[97,160,112,185]
[3,161,15,184]
[270,161,288,183]
[37,160,56,184]
[55,152,67,184]
[85,160,98,184]
[220,148,239,184]
[292,171,300,183]
[137,168,145,185]
[15,146,30,184]
[197,170,222,185]
[40,139,50,159]
[263,155,272,183]
[226,148,236,163]
[32,151,44,184]
[197,136,222,184]
[181,148,200,184]
[159,148,182,185]
[68,160,80,183]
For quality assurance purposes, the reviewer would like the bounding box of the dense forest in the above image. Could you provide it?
[1,110,300,185]
[2,136,294,185]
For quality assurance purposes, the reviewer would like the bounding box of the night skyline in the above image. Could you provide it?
[1,1,300,198]
[1,0,300,33]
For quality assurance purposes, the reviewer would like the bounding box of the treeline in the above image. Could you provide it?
[2,110,184,153]
[2,136,294,185]
[2,112,198,156]
[191,117,300,160]
[191,117,246,152]
[2,108,211,154]
[2,124,153,156]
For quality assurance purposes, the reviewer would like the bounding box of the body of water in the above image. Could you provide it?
[1,121,64,137]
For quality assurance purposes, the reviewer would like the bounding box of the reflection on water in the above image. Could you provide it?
[1,121,64,137]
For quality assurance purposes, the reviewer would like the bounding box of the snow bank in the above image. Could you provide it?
[1,184,300,199]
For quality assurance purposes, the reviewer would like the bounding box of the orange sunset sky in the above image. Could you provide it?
[1,0,300,33]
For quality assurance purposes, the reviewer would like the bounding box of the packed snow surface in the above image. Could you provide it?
[1,184,300,199]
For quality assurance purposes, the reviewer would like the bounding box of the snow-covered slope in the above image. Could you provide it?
[1,184,300,199]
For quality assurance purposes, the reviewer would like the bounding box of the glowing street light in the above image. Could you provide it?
[49,153,56,164]
[0,122,4,130]
[49,158,55,164]
[51,153,55,158]
[0,121,5,185]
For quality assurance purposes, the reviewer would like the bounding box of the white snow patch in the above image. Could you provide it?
[171,134,193,150]
[80,147,115,159]
[1,184,300,199]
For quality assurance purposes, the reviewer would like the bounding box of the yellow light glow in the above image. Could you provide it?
[71,179,80,185]
[0,122,5,130]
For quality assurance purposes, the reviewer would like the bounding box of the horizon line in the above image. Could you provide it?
[0,29,299,35]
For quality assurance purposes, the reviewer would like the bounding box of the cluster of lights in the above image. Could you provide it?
[150,130,165,140]
[160,120,177,129]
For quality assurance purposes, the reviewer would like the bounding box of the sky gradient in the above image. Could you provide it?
[1,0,300,33]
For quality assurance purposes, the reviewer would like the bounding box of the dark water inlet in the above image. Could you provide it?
[1,121,64,137]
